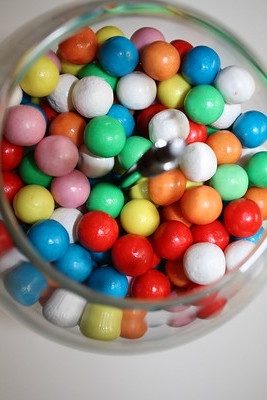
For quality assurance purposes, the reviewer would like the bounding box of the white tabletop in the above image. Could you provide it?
[0,1,267,399]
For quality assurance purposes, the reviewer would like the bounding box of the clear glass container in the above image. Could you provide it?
[0,0,266,354]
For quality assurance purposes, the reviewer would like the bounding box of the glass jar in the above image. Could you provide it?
[0,0,266,354]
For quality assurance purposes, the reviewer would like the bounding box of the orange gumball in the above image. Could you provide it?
[180,185,222,225]
[141,41,180,81]
[206,130,242,164]
[148,169,186,206]
[49,112,86,147]
[245,187,267,220]
[161,201,191,227]
[120,309,148,339]
[58,27,97,65]
[166,259,190,288]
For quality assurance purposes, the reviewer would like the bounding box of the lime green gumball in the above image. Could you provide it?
[245,152,267,188]
[86,182,124,217]
[84,116,126,158]
[78,62,118,90]
[118,136,152,170]
[184,85,224,125]
[209,164,249,201]
[19,152,52,187]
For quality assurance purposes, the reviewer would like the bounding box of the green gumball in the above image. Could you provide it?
[118,136,152,170]
[210,164,249,201]
[245,152,267,188]
[86,182,124,217]
[19,152,52,187]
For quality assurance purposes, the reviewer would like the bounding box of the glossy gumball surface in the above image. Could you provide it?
[148,169,186,206]
[170,39,193,61]
[3,171,24,203]
[191,220,230,250]
[0,220,13,255]
[49,112,86,147]
[245,187,267,220]
[1,139,23,171]
[131,269,171,300]
[206,130,242,164]
[185,120,208,144]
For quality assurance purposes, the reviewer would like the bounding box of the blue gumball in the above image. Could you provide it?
[181,45,221,85]
[54,244,93,282]
[87,266,128,298]
[232,110,267,148]
[107,104,135,137]
[4,261,47,306]
[90,249,112,265]
[27,219,69,262]
[98,36,139,77]
[242,227,264,243]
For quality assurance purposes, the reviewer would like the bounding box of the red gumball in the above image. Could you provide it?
[197,295,227,319]
[3,171,24,203]
[1,138,23,171]
[191,220,230,250]
[224,198,262,238]
[136,103,166,137]
[0,220,13,255]
[170,39,193,61]
[153,220,193,260]
[185,120,208,144]
[41,101,58,122]
[77,211,119,252]
[131,269,171,300]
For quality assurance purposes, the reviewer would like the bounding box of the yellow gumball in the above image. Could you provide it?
[96,26,124,45]
[129,178,150,200]
[13,185,55,224]
[120,199,160,237]
[20,56,59,97]
[61,59,85,76]
[186,180,203,189]
[157,74,191,108]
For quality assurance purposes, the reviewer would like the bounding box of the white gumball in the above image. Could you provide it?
[180,142,217,182]
[211,103,241,129]
[184,243,226,285]
[146,310,169,327]
[8,85,23,107]
[50,207,82,243]
[215,65,255,104]
[148,109,190,144]
[42,289,87,328]
[47,73,78,112]
[78,144,114,178]
[72,76,113,118]
[116,71,156,110]
[0,248,27,274]
[224,240,256,271]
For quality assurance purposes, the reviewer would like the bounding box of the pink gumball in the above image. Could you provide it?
[4,105,46,146]
[51,169,90,208]
[131,27,165,51]
[35,135,79,176]
[46,50,61,71]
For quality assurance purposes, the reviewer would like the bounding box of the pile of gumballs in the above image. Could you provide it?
[1,23,267,341]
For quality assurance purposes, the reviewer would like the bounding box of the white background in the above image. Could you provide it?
[0,0,267,399]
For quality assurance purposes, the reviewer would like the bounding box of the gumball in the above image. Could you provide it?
[206,130,242,164]
[27,219,69,262]
[84,116,126,158]
[184,85,224,125]
[167,306,197,327]
[131,269,171,299]
[7,85,23,107]
[118,136,152,170]
[184,243,226,285]
[13,185,54,224]
[131,27,165,51]
[0,220,13,255]
[211,103,241,130]
[54,244,93,282]
[161,201,191,227]
[50,207,82,243]
[4,105,46,146]
[116,71,157,110]
[90,249,112,266]
[129,178,150,200]
[19,152,52,187]
[232,111,267,148]
[140,41,180,81]
[136,103,166,136]
[223,198,262,238]
[47,73,78,113]
[180,142,217,182]
[148,169,186,206]
[4,262,47,306]
[86,182,124,218]
[245,152,267,188]
[210,164,248,201]
[1,139,23,171]
[165,259,190,287]
[214,65,255,104]
[96,25,125,45]
[87,266,128,298]
[72,76,114,118]
[49,111,86,147]
[34,135,79,177]
[120,309,148,339]
[170,39,193,60]
[46,49,61,70]
[77,211,119,252]
[98,36,139,77]
[224,240,256,271]
[181,46,221,85]
[245,187,267,219]
[78,144,115,178]
[112,234,154,276]
[120,199,160,237]
[40,101,58,122]
[58,27,97,64]
[185,120,207,144]
[60,59,85,76]
[180,185,222,225]
[107,104,135,137]
[3,171,24,203]
[241,227,265,244]
[20,56,59,97]
[197,296,227,319]
[78,61,118,89]
[191,220,229,250]
[149,109,190,144]
[153,220,193,260]
[51,169,90,208]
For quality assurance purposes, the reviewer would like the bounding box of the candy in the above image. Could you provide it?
[170,39,193,60]
[136,103,166,136]
[232,111,267,148]
[49,111,86,147]
[245,187,267,219]
[245,152,267,187]
[50,207,82,243]
[86,182,124,218]
[120,309,147,339]
[87,266,128,297]
[191,220,229,250]
[225,240,256,271]
[148,109,190,143]
[78,145,115,178]
[1,139,23,171]
[131,269,171,299]
[7,85,23,107]
[0,220,13,256]
[78,62,118,89]
[3,171,23,203]
[211,103,241,130]
[107,104,135,137]
[148,169,186,206]
[157,74,191,109]
[96,25,125,45]
[131,27,165,51]
[165,259,190,287]
[118,136,152,170]
[206,130,242,164]
[19,152,52,187]
[47,73,78,113]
